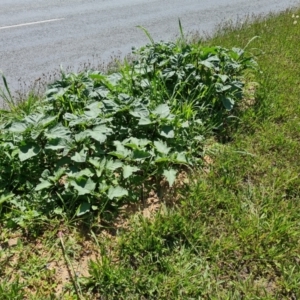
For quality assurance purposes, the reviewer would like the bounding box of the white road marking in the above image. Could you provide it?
[0,18,64,30]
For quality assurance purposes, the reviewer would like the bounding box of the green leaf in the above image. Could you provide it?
[0,192,14,205]
[176,152,188,164]
[123,165,139,179]
[129,105,149,118]
[132,150,152,160]
[45,124,71,139]
[160,125,174,138]
[76,202,91,216]
[70,178,96,195]
[222,96,235,110]
[216,83,232,93]
[75,168,94,178]
[86,130,107,144]
[106,160,123,171]
[35,180,52,191]
[108,151,126,159]
[163,169,177,187]
[45,138,70,150]
[199,60,214,69]
[218,74,229,83]
[40,116,57,128]
[154,140,171,154]
[9,122,27,133]
[155,157,171,163]
[71,149,87,163]
[153,104,170,118]
[24,113,45,125]
[19,143,40,161]
[107,186,128,200]
[110,141,132,158]
[138,117,153,125]
[74,131,90,142]
[89,157,105,169]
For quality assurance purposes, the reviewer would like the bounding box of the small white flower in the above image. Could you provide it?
[292,14,295,18]
[296,15,299,18]
[293,20,298,25]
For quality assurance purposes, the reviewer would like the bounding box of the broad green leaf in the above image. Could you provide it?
[139,138,151,147]
[160,125,174,138]
[71,150,87,163]
[110,141,132,158]
[118,93,131,103]
[0,193,14,205]
[24,113,44,124]
[153,104,170,118]
[68,116,87,127]
[154,140,171,154]
[74,131,90,142]
[155,157,170,163]
[9,122,27,133]
[123,165,139,179]
[222,96,235,110]
[75,168,94,178]
[199,60,214,69]
[40,116,57,128]
[85,125,112,143]
[53,167,67,180]
[64,112,78,122]
[93,86,110,98]
[181,121,189,128]
[107,73,122,86]
[93,125,113,134]
[45,138,70,150]
[107,186,128,200]
[106,160,123,171]
[129,105,149,118]
[35,180,52,191]
[216,83,232,93]
[218,74,229,83]
[123,137,140,150]
[45,124,71,139]
[176,152,188,163]
[138,117,153,125]
[76,202,91,216]
[206,55,220,62]
[163,169,177,187]
[53,207,64,215]
[108,151,126,159]
[140,78,150,88]
[41,169,51,179]
[102,99,118,113]
[87,130,107,144]
[88,157,104,169]
[70,178,96,195]
[132,150,151,160]
[19,143,40,161]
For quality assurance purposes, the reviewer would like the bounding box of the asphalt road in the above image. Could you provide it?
[0,0,298,100]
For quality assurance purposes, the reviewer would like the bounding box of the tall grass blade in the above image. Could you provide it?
[178,18,186,46]
[243,36,260,51]
[0,73,15,109]
[136,25,155,44]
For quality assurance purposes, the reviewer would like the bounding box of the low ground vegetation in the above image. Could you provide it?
[0,8,300,299]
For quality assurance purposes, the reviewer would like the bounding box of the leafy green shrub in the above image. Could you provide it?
[0,39,257,219]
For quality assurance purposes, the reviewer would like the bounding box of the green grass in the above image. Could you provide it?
[1,7,300,299]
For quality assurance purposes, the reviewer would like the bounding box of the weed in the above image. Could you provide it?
[0,27,255,221]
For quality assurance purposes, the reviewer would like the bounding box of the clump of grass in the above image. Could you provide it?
[81,7,300,299]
